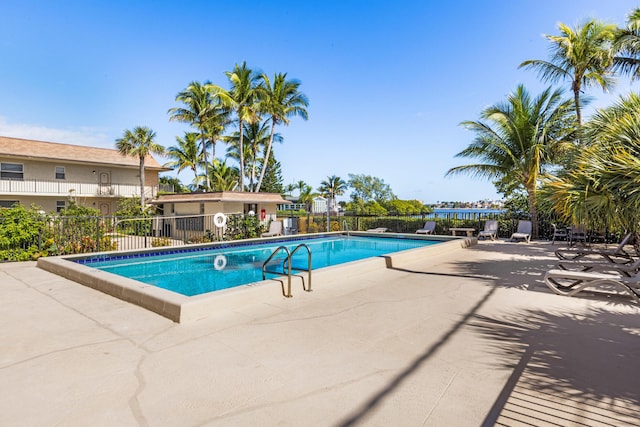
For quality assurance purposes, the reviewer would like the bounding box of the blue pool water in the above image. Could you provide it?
[79,235,438,296]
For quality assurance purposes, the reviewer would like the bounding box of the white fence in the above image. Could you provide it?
[0,179,157,198]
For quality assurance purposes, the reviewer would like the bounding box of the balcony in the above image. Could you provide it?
[0,178,158,199]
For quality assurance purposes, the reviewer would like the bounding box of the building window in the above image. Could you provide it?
[55,166,65,180]
[0,163,23,180]
[56,200,66,213]
[0,201,18,209]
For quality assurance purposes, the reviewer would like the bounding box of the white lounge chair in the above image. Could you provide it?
[416,221,436,235]
[366,227,388,233]
[261,221,283,237]
[478,220,498,240]
[555,232,634,262]
[544,268,640,302]
[510,220,532,243]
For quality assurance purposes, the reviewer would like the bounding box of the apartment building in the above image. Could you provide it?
[0,136,170,215]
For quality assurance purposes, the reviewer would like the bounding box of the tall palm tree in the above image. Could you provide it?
[614,8,640,80]
[542,92,640,234]
[163,132,201,188]
[318,175,347,232]
[211,62,261,191]
[115,126,165,211]
[225,121,281,191]
[446,85,577,237]
[168,81,226,191]
[254,72,309,192]
[519,19,616,125]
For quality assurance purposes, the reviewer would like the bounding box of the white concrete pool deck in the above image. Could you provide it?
[1,239,639,426]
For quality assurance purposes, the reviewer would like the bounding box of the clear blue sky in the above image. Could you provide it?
[0,1,635,203]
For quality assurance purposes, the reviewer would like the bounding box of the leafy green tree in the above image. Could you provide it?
[163,132,202,187]
[259,149,284,194]
[212,62,261,192]
[255,72,309,192]
[519,19,616,125]
[383,199,426,215]
[159,176,188,193]
[347,174,395,203]
[318,175,347,232]
[614,8,640,80]
[446,85,577,237]
[168,81,228,191]
[225,121,279,191]
[542,92,640,234]
[298,184,316,213]
[115,126,165,211]
[208,159,239,191]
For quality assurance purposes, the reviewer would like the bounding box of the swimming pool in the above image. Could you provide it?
[79,235,437,296]
[38,232,467,322]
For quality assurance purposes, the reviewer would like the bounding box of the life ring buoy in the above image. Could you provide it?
[213,212,227,228]
[214,254,227,271]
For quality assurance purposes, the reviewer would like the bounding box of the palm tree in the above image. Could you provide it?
[446,85,577,237]
[614,8,640,80]
[163,132,201,188]
[318,175,347,232]
[168,81,227,191]
[209,159,239,191]
[542,92,640,235]
[298,184,315,213]
[115,126,165,211]
[519,19,616,125]
[225,121,281,191]
[254,72,309,192]
[211,62,261,191]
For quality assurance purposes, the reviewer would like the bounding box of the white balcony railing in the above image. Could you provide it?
[0,178,158,198]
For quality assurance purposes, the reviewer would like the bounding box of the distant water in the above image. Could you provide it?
[430,208,503,218]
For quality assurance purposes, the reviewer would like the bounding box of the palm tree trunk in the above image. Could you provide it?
[255,118,275,193]
[238,117,245,192]
[139,157,146,211]
[573,84,582,126]
[201,131,209,191]
[527,189,538,239]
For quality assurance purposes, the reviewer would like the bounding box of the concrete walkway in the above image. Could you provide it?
[1,240,639,426]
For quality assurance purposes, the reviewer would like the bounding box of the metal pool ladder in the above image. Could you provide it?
[262,244,312,298]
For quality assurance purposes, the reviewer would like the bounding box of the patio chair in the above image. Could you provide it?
[261,221,283,237]
[568,224,587,246]
[415,221,436,235]
[555,232,634,262]
[477,220,498,240]
[550,223,568,245]
[544,268,640,303]
[510,220,531,243]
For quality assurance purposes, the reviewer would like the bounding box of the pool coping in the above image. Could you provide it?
[37,232,475,322]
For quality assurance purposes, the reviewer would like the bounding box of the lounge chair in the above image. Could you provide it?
[261,221,283,237]
[550,223,567,245]
[416,221,436,235]
[478,220,498,240]
[544,268,640,302]
[557,255,640,276]
[510,220,532,243]
[366,227,388,233]
[555,232,634,262]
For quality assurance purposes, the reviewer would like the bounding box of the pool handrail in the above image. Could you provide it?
[262,243,312,297]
